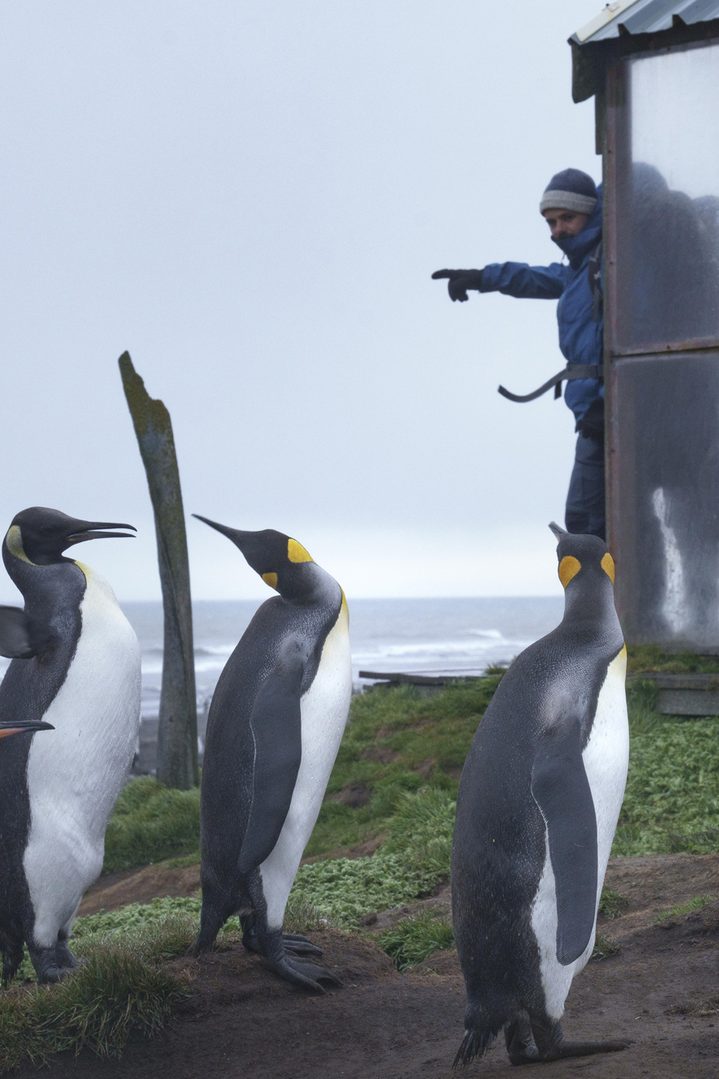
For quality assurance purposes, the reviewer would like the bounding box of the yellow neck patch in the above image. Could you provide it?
[5,526,32,564]
[287,538,312,564]
[601,552,616,583]
[558,555,581,589]
[262,572,279,591]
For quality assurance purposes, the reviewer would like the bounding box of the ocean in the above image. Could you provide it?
[122,596,564,721]
[0,596,564,772]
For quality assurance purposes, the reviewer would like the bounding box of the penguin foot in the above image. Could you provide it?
[29,944,76,984]
[38,966,72,984]
[192,901,229,956]
[542,1037,631,1060]
[189,935,216,957]
[505,1013,540,1066]
[55,939,80,971]
[263,954,342,993]
[281,933,323,957]
[527,1019,630,1063]
[35,959,74,984]
[242,925,322,958]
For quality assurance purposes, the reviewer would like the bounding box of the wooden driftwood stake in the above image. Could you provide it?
[118,351,198,788]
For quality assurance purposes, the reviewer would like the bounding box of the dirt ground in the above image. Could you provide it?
[8,853,719,1079]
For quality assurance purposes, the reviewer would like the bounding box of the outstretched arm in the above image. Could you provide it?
[432,261,567,302]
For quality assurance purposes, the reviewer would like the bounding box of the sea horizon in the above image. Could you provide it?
[0,595,565,726]
[120,595,564,720]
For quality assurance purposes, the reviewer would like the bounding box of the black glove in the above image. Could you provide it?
[431,268,484,302]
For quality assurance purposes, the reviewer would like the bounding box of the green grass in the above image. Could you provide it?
[627,646,719,676]
[104,661,719,877]
[318,670,718,863]
[290,787,456,928]
[591,934,621,961]
[598,888,629,920]
[104,777,200,873]
[75,897,201,941]
[654,895,715,924]
[378,911,454,970]
[0,921,191,1071]
[305,679,501,856]
[614,681,719,855]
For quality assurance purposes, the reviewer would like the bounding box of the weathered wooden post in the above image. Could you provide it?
[119,351,198,788]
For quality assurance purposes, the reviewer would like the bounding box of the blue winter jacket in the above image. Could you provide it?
[478,192,603,424]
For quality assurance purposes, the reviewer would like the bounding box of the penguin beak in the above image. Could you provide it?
[192,514,247,543]
[0,721,54,740]
[63,521,137,547]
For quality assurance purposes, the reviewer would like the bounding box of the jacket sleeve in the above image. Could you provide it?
[479,261,568,299]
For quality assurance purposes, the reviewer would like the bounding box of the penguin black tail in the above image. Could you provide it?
[453,1028,495,1068]
[452,1001,504,1067]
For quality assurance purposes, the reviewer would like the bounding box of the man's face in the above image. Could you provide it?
[541,208,589,240]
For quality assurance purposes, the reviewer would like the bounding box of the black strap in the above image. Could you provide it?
[498,364,602,404]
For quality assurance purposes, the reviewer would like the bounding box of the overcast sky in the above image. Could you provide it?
[0,0,604,602]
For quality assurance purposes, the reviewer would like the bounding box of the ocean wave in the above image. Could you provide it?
[353,637,525,661]
[141,644,234,657]
[194,658,230,674]
[194,645,235,658]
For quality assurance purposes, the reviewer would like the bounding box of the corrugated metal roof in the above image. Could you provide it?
[572,0,719,45]
[570,0,719,101]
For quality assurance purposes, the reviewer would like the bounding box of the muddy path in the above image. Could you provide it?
[9,854,719,1078]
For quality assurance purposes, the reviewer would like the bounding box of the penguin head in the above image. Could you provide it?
[194,515,330,601]
[549,522,616,593]
[0,720,54,740]
[4,507,136,567]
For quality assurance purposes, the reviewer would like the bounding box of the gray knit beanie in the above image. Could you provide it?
[540,168,597,215]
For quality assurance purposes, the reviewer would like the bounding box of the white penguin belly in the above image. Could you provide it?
[259,603,352,929]
[23,569,141,946]
[531,647,628,1019]
[581,646,629,896]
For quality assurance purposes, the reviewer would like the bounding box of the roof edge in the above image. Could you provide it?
[572,0,640,46]
[570,12,719,102]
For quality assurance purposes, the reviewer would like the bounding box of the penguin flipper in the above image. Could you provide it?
[238,648,305,873]
[0,606,37,658]
[531,721,598,965]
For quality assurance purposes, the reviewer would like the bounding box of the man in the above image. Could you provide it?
[432,168,605,538]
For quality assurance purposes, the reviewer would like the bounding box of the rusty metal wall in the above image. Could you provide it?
[604,40,719,650]
[610,353,719,647]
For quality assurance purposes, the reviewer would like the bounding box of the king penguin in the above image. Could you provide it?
[451,524,630,1066]
[192,516,352,991]
[0,507,141,984]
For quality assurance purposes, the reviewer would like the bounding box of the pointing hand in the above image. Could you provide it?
[432,268,484,302]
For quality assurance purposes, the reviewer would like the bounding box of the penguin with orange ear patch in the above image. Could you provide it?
[452,524,629,1067]
[192,518,351,992]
